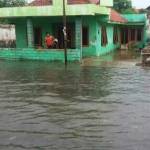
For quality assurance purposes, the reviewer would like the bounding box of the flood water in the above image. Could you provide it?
[0,51,150,150]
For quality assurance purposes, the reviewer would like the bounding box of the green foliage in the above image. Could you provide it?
[114,0,136,14]
[0,0,26,7]
[0,0,26,23]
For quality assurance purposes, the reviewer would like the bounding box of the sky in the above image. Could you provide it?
[132,0,150,8]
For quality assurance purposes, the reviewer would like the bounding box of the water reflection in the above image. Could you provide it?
[0,51,150,150]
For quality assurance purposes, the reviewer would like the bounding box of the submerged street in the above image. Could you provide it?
[0,51,150,150]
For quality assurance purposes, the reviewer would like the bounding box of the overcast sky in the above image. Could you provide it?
[132,0,150,8]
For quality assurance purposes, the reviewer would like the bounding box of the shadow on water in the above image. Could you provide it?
[0,50,150,150]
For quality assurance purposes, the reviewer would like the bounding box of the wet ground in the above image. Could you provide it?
[0,50,150,150]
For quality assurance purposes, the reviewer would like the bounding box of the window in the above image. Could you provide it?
[82,26,89,46]
[113,27,118,44]
[34,27,42,47]
[101,26,108,46]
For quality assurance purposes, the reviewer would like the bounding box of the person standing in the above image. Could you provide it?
[45,33,54,49]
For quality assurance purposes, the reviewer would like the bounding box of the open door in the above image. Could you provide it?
[53,23,75,49]
[34,27,42,48]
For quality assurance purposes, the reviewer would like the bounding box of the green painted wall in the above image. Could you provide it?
[82,17,120,57]
[0,48,81,62]
[15,20,28,48]
[122,14,147,23]
[96,24,120,56]
[143,25,147,47]
[14,17,73,48]
[82,17,97,57]
[3,17,82,62]
[100,0,113,7]
[8,16,121,62]
[14,17,80,48]
[4,16,120,62]
[0,4,110,18]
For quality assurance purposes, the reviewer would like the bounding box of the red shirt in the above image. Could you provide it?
[45,36,54,46]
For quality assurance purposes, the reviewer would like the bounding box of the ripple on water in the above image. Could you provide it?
[0,55,150,150]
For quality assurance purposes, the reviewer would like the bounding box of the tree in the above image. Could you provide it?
[0,0,26,23]
[114,0,136,14]
[0,0,26,7]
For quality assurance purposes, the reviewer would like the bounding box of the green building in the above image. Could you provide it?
[0,0,147,62]
[120,14,147,49]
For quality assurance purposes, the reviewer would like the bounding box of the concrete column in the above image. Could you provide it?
[123,28,126,44]
[128,28,131,43]
[135,29,138,41]
[75,17,82,60]
[143,26,146,46]
[75,17,82,49]
[27,18,34,48]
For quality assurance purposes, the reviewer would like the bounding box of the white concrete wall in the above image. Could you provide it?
[0,25,16,41]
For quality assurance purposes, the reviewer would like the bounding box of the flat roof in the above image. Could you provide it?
[0,4,110,18]
[122,14,147,23]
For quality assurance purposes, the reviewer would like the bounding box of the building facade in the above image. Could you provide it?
[0,0,147,62]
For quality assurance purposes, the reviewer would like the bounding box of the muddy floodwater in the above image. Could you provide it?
[0,51,150,150]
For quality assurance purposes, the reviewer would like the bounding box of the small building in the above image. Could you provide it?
[0,0,147,62]
[120,14,147,50]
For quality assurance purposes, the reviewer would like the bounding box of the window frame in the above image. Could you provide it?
[101,26,108,47]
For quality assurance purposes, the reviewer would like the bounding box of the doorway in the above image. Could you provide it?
[53,23,75,49]
[34,27,42,48]
[120,27,128,44]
